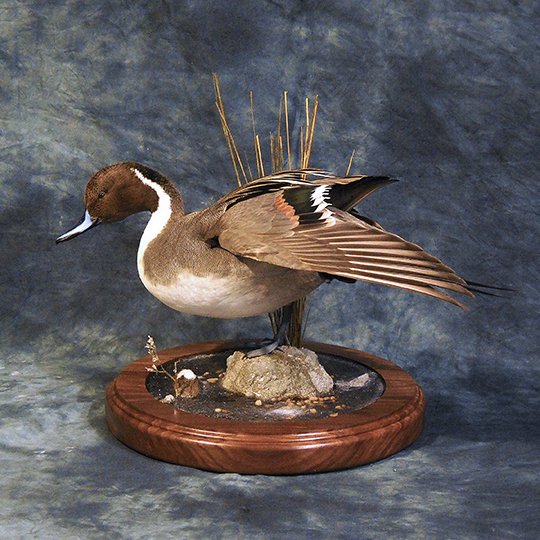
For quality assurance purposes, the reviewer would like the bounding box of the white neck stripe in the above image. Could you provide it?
[132,167,173,266]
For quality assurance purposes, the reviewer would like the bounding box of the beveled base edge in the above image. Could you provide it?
[105,340,425,474]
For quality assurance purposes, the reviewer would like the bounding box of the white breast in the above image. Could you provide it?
[139,269,292,318]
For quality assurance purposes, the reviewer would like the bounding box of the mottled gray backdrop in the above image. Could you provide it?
[1,1,538,539]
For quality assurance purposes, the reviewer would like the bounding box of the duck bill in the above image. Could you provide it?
[56,211,100,244]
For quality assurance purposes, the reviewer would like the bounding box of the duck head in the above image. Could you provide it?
[56,162,171,243]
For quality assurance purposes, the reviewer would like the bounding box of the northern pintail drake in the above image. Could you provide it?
[57,162,474,354]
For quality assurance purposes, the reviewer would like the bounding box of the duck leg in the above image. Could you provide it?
[246,303,294,358]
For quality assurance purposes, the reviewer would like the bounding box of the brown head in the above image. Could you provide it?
[56,162,181,243]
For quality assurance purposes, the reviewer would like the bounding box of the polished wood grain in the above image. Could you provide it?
[105,341,425,474]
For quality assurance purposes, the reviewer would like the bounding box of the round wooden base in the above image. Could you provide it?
[105,341,425,474]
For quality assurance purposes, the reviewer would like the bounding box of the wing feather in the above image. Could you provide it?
[210,171,471,307]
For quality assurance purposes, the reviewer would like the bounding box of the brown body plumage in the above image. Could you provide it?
[57,163,473,352]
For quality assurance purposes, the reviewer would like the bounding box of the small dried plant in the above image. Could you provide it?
[145,336,200,399]
[146,336,175,381]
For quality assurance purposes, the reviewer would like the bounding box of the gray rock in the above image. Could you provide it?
[221,346,334,401]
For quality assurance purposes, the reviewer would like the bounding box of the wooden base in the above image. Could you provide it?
[105,341,425,474]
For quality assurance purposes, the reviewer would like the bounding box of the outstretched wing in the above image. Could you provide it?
[211,170,473,308]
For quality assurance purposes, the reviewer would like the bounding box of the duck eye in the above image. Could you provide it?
[98,191,106,199]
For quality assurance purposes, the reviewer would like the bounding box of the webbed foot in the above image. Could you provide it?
[246,303,293,358]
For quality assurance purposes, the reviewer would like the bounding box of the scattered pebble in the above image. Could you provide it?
[336,373,370,390]
[207,378,219,383]
[254,399,263,406]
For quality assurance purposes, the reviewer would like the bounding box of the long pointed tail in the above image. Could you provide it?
[464,280,514,298]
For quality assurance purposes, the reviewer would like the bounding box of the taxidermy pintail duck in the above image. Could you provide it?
[57,162,475,355]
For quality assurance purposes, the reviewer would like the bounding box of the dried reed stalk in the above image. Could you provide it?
[213,75,320,347]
